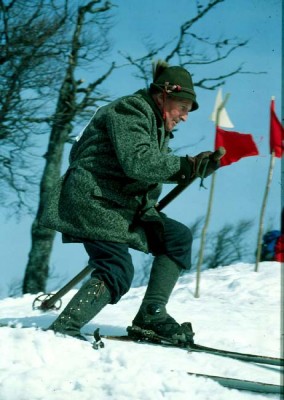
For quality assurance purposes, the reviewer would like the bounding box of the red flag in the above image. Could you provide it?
[215,127,259,167]
[270,98,284,158]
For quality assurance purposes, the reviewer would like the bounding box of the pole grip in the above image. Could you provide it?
[156,147,226,212]
[211,146,226,161]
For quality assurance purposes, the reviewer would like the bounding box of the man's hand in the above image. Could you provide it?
[187,150,221,179]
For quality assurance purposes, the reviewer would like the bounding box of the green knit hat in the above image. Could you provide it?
[150,61,198,111]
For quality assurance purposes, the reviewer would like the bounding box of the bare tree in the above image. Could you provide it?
[119,0,250,91]
[0,1,116,215]
[204,219,254,269]
[19,1,116,293]
[0,0,71,214]
[1,0,257,294]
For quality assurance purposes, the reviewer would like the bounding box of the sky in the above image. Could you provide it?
[0,0,282,297]
[0,262,281,399]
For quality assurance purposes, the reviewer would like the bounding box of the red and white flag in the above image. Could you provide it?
[211,89,259,166]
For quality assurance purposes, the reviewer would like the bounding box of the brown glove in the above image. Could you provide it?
[187,151,220,179]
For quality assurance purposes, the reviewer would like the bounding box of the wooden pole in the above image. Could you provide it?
[194,172,217,298]
[35,148,225,311]
[194,94,230,298]
[255,151,276,272]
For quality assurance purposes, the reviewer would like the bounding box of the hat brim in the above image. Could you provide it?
[150,82,199,111]
[168,91,199,111]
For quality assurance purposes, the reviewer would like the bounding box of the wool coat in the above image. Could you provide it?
[40,89,192,253]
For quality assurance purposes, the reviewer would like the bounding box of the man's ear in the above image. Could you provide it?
[154,93,164,107]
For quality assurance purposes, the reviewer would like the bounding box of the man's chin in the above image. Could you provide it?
[165,122,176,131]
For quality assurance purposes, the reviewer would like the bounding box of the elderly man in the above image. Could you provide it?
[41,60,219,343]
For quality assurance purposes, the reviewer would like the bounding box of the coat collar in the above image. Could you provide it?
[135,89,174,138]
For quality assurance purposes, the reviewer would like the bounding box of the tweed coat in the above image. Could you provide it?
[40,89,190,253]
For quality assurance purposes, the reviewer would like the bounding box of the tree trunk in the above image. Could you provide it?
[23,70,76,294]
[22,124,69,293]
[22,1,114,294]
[23,221,56,294]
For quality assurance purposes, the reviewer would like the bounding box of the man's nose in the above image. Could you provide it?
[180,112,188,122]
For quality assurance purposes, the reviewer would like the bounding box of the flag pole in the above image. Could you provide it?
[194,93,230,298]
[255,150,276,272]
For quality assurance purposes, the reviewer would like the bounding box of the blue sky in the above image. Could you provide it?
[0,0,282,297]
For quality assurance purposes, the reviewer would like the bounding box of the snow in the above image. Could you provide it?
[0,262,282,400]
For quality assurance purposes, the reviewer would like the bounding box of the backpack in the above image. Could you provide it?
[261,230,281,261]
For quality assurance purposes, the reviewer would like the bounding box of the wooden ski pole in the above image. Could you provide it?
[34,149,225,311]
[156,147,225,211]
[33,265,93,310]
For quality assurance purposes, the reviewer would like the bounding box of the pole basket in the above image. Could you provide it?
[31,265,93,311]
[32,293,63,311]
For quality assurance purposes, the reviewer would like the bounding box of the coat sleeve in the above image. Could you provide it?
[105,96,192,184]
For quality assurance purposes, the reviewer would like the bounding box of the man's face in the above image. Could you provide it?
[162,97,193,131]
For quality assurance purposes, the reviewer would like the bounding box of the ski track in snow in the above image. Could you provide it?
[0,262,282,400]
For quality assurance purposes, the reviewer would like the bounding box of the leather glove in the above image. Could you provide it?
[187,151,220,179]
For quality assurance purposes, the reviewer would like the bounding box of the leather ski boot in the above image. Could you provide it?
[49,277,111,340]
[131,255,194,344]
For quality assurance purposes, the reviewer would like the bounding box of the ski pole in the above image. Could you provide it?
[33,147,225,311]
[32,265,93,311]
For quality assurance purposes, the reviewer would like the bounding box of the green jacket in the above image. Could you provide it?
[40,89,191,252]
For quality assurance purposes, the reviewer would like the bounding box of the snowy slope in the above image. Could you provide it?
[0,262,282,400]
